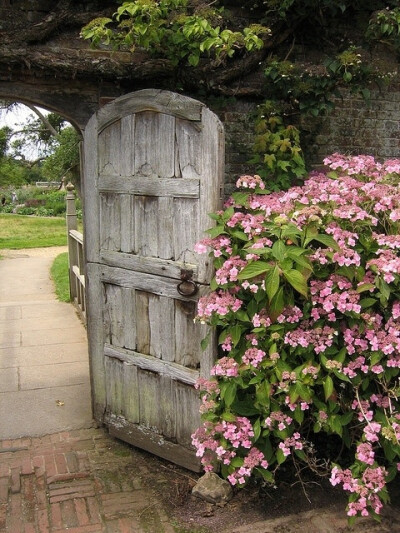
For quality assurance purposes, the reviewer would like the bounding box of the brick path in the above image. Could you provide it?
[0,428,175,533]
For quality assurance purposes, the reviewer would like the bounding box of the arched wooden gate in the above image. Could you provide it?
[83,89,224,471]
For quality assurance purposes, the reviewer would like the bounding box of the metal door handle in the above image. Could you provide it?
[177,269,198,297]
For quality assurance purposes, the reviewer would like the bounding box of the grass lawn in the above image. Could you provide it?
[50,252,71,302]
[0,213,73,302]
[0,213,68,249]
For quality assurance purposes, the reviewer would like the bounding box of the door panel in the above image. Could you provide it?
[84,89,224,471]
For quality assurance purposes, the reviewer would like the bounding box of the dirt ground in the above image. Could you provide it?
[137,443,400,533]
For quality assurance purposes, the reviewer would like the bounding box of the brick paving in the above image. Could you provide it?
[0,428,175,533]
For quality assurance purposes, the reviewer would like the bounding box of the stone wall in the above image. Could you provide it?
[205,87,400,195]
[303,89,400,166]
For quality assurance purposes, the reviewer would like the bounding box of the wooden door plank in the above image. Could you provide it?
[147,293,161,358]
[86,263,106,420]
[175,299,200,369]
[120,194,133,253]
[157,197,174,260]
[98,175,200,198]
[100,193,121,251]
[135,290,150,354]
[100,250,198,280]
[120,115,134,175]
[108,419,202,472]
[134,196,159,257]
[134,112,175,177]
[105,357,124,416]
[158,296,175,362]
[96,89,204,132]
[175,118,202,179]
[122,362,140,423]
[99,121,121,175]
[121,287,136,351]
[104,344,199,385]
[83,114,100,263]
[175,381,202,447]
[173,198,198,265]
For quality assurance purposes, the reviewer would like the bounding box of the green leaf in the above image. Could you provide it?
[206,225,226,238]
[255,467,274,484]
[272,240,286,261]
[324,375,334,401]
[230,324,242,347]
[269,286,284,320]
[221,411,237,422]
[231,400,260,416]
[237,261,271,280]
[265,265,280,302]
[221,382,237,408]
[200,331,210,351]
[253,418,261,442]
[305,233,339,251]
[230,230,249,241]
[276,448,286,465]
[340,411,354,426]
[283,269,308,297]
[360,297,377,309]
[356,283,375,293]
[231,191,250,205]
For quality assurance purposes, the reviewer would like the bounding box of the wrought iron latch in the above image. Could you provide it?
[177,269,198,297]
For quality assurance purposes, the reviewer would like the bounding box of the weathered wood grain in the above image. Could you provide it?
[107,416,202,472]
[100,250,198,280]
[96,89,204,132]
[100,193,121,251]
[84,90,223,471]
[104,344,199,385]
[98,175,200,198]
[134,111,175,177]
[100,264,200,302]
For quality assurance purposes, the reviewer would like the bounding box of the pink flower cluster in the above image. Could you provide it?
[211,357,239,377]
[236,174,266,190]
[193,154,400,518]
[265,411,293,431]
[278,433,303,456]
[197,290,242,321]
[284,323,336,354]
[191,417,258,474]
[216,256,247,285]
[330,465,387,517]
[227,447,269,486]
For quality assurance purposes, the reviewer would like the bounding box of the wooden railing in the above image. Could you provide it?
[66,183,86,323]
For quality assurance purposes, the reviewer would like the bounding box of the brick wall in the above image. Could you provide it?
[302,88,400,166]
[206,87,400,195]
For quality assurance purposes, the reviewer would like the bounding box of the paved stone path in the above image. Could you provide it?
[0,428,175,533]
[1,247,400,532]
[0,247,92,438]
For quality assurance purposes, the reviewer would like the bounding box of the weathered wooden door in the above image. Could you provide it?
[83,90,224,471]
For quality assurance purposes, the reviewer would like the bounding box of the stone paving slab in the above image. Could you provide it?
[0,343,89,369]
[0,385,93,439]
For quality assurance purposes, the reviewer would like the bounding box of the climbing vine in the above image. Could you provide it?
[82,1,400,188]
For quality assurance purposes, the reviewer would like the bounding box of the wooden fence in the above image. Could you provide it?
[66,183,86,323]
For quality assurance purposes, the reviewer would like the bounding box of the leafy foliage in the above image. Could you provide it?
[81,0,268,67]
[41,127,81,183]
[192,156,400,522]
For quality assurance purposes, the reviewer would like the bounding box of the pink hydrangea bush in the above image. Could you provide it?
[191,156,400,522]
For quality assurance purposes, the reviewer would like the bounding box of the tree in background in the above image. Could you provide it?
[0,104,81,190]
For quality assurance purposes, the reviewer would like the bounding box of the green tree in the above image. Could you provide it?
[41,126,81,188]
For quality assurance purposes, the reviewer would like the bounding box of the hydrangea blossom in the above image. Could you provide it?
[193,154,400,521]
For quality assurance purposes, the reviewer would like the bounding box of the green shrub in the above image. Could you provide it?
[193,154,400,523]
